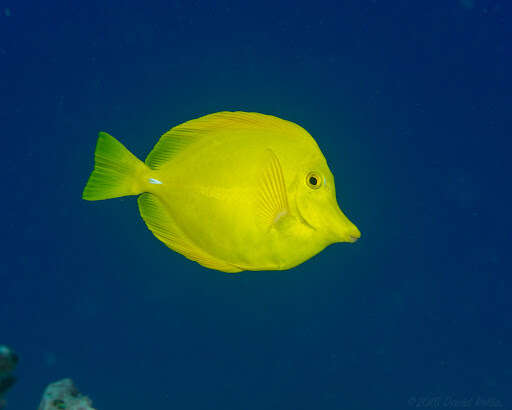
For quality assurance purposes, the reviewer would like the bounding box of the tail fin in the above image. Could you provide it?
[82,132,148,201]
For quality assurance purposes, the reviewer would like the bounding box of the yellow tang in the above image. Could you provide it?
[83,111,360,273]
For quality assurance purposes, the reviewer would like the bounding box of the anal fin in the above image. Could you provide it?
[138,193,241,273]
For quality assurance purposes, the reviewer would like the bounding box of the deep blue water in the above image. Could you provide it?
[1,1,511,409]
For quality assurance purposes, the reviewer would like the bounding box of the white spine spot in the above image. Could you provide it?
[148,178,163,185]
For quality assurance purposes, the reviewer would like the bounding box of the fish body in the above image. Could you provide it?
[83,112,360,272]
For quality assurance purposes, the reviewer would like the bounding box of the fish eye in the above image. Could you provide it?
[306,171,322,190]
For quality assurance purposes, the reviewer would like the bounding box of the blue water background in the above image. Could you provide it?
[1,1,511,409]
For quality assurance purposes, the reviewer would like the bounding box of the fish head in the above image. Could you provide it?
[294,159,360,245]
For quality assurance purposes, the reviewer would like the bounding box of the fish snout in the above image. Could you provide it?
[327,205,361,244]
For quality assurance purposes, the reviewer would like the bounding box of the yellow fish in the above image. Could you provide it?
[83,112,360,272]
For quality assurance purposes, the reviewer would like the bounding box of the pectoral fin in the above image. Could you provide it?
[257,149,290,229]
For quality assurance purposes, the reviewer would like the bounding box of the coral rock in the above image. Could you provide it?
[0,346,17,409]
[38,379,95,410]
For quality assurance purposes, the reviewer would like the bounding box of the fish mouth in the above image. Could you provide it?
[347,229,361,243]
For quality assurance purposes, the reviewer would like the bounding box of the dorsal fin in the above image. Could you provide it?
[145,111,309,170]
[144,126,200,170]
